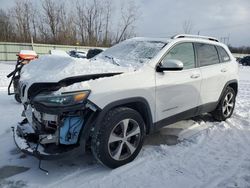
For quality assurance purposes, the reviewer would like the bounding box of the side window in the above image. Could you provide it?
[196,43,220,66]
[217,46,230,62]
[163,43,195,69]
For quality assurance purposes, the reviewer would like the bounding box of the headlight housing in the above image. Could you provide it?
[33,90,90,107]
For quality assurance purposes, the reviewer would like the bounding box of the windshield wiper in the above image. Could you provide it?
[105,55,120,66]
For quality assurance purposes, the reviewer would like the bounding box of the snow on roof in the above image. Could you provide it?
[129,37,171,43]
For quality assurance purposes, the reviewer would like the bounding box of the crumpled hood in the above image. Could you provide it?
[20,55,131,84]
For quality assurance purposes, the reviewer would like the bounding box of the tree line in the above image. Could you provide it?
[228,46,250,54]
[0,0,138,47]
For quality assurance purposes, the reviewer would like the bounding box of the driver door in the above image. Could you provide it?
[155,42,202,124]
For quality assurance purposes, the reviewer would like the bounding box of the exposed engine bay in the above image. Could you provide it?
[13,100,97,161]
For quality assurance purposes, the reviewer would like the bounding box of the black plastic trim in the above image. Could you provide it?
[93,97,154,134]
[154,107,198,131]
[217,79,238,101]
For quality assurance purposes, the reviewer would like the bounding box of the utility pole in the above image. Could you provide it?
[220,35,230,45]
[31,35,34,50]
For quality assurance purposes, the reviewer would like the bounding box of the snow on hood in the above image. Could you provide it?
[20,55,132,84]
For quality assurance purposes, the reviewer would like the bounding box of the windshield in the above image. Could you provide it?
[95,39,167,68]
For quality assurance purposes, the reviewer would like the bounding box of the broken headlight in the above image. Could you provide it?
[33,90,90,107]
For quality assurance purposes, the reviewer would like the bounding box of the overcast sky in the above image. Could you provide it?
[1,0,249,46]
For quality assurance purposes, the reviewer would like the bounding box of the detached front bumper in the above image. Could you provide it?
[12,122,68,160]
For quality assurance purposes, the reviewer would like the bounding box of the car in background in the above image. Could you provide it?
[87,48,103,59]
[236,57,242,63]
[69,49,104,59]
[69,50,87,58]
[239,56,250,66]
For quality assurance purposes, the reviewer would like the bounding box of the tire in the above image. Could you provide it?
[91,107,145,168]
[211,87,236,121]
[14,94,21,103]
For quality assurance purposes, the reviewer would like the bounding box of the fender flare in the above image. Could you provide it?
[217,79,238,105]
[92,97,154,135]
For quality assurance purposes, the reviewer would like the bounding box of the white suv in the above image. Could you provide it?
[14,34,238,169]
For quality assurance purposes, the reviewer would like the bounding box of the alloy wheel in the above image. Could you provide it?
[222,92,234,117]
[108,119,141,161]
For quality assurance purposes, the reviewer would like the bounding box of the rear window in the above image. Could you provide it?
[196,43,220,67]
[217,46,230,62]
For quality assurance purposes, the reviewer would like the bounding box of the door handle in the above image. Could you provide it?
[221,68,227,73]
[190,74,200,79]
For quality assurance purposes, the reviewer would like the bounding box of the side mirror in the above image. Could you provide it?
[156,59,184,72]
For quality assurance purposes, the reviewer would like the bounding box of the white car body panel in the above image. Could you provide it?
[155,68,202,121]
[58,65,157,122]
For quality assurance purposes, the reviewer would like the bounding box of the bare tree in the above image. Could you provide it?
[115,1,138,43]
[75,1,87,45]
[102,0,112,46]
[1,0,139,46]
[57,9,77,45]
[40,0,63,43]
[10,0,37,42]
[84,0,103,45]
[182,20,193,34]
[0,9,15,42]
[75,0,105,46]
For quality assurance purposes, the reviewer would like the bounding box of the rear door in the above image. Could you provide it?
[155,42,202,123]
[195,43,227,107]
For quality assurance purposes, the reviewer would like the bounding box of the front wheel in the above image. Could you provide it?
[91,107,145,168]
[211,87,236,121]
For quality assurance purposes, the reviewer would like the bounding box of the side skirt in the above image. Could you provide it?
[153,102,217,131]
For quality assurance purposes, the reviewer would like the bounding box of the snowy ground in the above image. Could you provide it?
[0,62,250,188]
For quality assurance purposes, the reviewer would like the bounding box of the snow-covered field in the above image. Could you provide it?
[0,62,250,188]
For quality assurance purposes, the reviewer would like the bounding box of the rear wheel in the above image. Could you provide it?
[211,87,236,121]
[91,107,145,168]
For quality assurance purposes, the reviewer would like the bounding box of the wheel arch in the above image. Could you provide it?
[219,79,238,102]
[228,82,238,95]
[93,97,154,135]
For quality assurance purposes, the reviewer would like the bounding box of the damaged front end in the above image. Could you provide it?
[12,90,98,160]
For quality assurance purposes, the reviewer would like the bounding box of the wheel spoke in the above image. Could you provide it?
[226,106,230,116]
[228,93,233,103]
[225,96,228,103]
[113,142,124,160]
[109,133,123,143]
[125,141,136,154]
[222,105,227,114]
[108,118,141,161]
[227,103,234,108]
[127,126,140,138]
[122,119,129,137]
